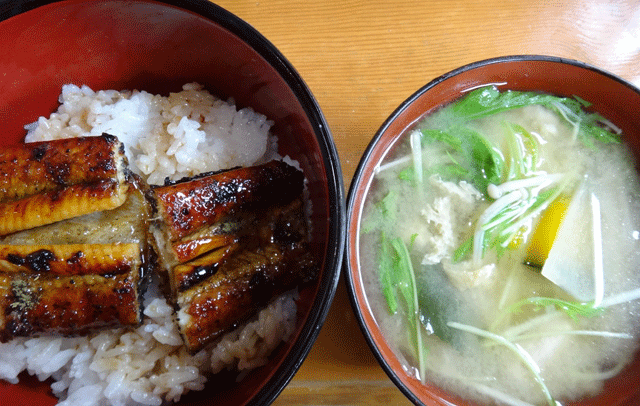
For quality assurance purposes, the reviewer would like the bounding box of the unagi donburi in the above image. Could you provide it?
[0,83,318,406]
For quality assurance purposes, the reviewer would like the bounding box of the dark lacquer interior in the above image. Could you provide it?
[347,56,640,406]
[0,1,344,405]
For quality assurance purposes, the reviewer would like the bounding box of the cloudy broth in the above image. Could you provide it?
[358,87,640,405]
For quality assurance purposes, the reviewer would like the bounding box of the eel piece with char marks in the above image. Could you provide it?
[150,160,318,352]
[0,134,130,236]
[0,135,152,342]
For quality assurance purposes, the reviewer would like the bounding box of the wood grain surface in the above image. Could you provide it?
[212,1,640,404]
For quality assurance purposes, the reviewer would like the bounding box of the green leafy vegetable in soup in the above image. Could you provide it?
[359,86,640,406]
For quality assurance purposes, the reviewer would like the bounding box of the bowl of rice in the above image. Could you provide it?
[0,1,345,405]
[346,55,640,406]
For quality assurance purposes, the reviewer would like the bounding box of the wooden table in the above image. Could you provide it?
[212,1,640,404]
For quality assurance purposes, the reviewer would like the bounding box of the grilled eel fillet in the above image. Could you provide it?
[0,135,152,342]
[0,134,130,235]
[151,160,318,352]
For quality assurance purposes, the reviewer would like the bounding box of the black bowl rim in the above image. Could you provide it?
[345,54,640,406]
[0,1,346,405]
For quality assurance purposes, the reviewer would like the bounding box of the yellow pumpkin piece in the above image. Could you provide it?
[525,195,570,268]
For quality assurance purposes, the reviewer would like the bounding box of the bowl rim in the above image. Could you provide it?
[0,0,346,405]
[345,54,640,406]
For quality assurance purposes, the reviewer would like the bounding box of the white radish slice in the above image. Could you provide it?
[541,180,603,304]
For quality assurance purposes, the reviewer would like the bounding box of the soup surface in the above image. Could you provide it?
[358,86,640,405]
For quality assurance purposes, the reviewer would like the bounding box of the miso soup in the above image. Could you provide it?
[358,86,640,405]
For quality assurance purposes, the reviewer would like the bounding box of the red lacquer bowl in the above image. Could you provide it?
[0,1,345,405]
[345,55,640,406]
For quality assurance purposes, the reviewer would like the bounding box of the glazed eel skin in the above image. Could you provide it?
[0,135,152,342]
[151,160,318,352]
[0,135,317,351]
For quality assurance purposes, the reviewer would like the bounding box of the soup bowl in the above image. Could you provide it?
[0,0,345,405]
[345,55,640,406]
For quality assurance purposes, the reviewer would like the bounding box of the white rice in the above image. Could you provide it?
[0,83,299,405]
[0,289,298,406]
[24,82,278,185]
